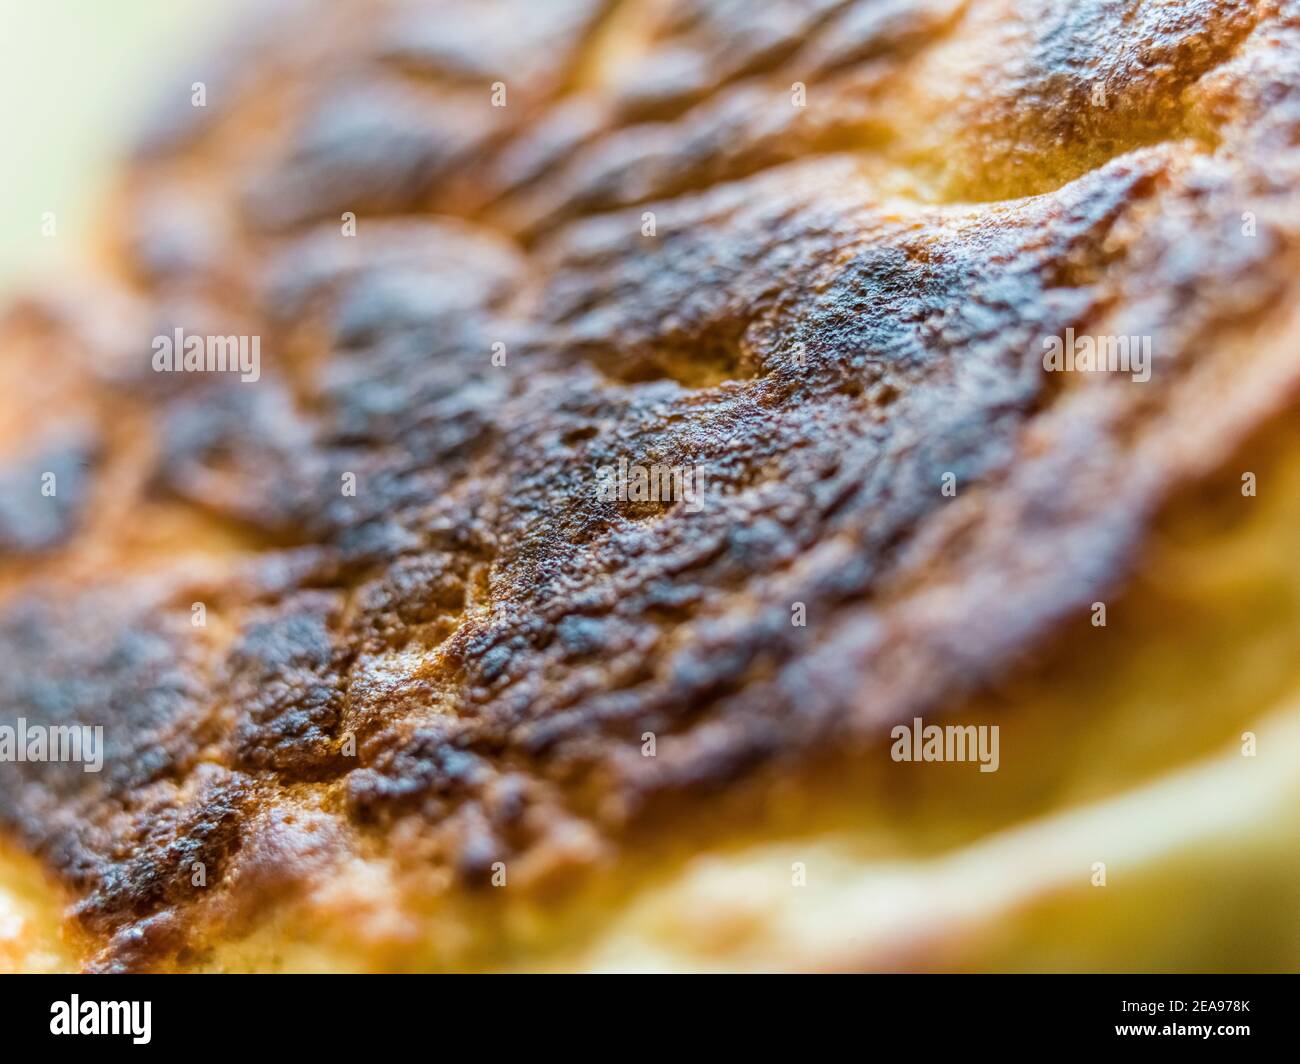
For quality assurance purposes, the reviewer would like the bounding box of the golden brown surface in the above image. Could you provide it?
[3,0,1300,971]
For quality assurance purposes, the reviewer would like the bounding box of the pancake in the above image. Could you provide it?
[2,0,1300,972]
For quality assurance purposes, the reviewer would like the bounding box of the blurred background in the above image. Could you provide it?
[0,0,218,286]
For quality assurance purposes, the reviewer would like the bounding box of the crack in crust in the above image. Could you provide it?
[3,0,1300,970]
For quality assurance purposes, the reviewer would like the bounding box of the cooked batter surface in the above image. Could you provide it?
[3,0,1300,971]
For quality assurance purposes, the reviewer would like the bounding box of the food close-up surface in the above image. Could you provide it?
[1,0,1300,975]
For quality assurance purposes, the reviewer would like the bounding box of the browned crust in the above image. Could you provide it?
[3,0,1300,970]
